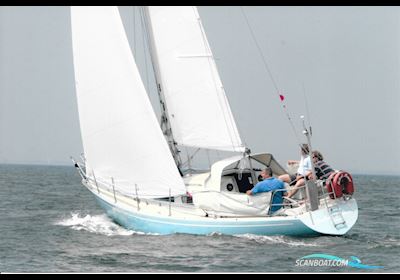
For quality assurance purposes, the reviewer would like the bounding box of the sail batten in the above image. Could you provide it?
[145,6,245,153]
[71,6,186,198]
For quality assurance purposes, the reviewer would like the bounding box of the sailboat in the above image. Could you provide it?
[70,6,358,236]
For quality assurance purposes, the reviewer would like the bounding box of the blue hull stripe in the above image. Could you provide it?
[94,195,318,236]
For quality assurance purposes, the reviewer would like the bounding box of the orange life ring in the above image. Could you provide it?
[335,171,354,195]
[326,171,355,199]
[326,172,342,199]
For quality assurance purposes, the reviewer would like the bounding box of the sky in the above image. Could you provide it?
[0,6,399,175]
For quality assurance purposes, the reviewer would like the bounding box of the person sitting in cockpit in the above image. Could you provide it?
[246,167,285,213]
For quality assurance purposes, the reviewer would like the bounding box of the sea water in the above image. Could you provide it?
[0,164,399,273]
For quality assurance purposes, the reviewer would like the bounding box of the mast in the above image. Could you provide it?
[141,6,183,171]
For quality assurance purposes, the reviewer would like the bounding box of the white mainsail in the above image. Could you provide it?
[71,6,186,198]
[144,6,245,153]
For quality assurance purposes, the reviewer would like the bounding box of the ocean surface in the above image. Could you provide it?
[0,164,399,273]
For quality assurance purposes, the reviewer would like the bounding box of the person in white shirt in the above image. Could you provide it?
[279,144,311,197]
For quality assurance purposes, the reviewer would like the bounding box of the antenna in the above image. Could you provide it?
[301,115,316,179]
[301,115,319,211]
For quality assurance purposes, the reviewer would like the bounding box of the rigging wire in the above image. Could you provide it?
[181,147,201,169]
[138,7,150,93]
[239,7,279,92]
[184,147,192,170]
[302,82,312,135]
[239,6,303,147]
[206,149,211,167]
[132,6,136,58]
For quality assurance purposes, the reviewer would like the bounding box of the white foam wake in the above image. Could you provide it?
[234,234,321,247]
[55,212,144,236]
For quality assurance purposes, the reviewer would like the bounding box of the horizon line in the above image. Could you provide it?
[0,161,399,177]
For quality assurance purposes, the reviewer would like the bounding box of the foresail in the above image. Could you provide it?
[144,7,245,153]
[71,6,186,198]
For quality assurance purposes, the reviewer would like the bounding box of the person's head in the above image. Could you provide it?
[260,167,273,179]
[312,150,324,162]
[300,144,309,155]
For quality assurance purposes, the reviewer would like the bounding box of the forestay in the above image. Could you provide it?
[71,6,186,198]
[144,6,245,153]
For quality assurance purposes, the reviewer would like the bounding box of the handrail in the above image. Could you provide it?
[269,180,343,213]
[70,157,86,180]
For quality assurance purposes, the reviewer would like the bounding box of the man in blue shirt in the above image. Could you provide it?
[246,167,285,214]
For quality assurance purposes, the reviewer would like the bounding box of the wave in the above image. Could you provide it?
[234,234,321,247]
[55,212,151,236]
[367,237,400,249]
[344,233,400,249]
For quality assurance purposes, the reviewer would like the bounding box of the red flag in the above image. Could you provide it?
[279,94,285,101]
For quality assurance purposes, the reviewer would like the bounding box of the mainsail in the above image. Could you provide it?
[144,7,245,153]
[71,6,186,198]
